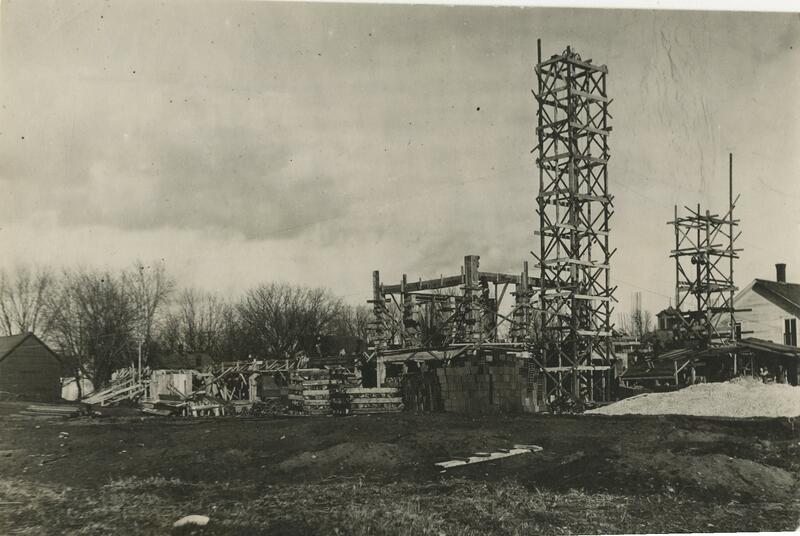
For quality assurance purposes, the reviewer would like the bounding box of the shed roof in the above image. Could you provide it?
[621,361,678,381]
[656,306,677,318]
[0,332,61,364]
[739,337,800,358]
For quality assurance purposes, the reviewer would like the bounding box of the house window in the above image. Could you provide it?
[734,322,742,341]
[785,318,797,347]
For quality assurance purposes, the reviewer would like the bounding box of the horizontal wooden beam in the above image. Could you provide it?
[382,272,539,293]
[540,365,612,372]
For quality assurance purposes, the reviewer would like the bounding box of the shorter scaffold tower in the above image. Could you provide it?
[669,153,740,348]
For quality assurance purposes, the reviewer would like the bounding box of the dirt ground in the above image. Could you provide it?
[0,402,798,535]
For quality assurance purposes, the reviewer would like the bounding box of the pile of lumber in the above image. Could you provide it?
[140,398,185,416]
[285,369,403,417]
[286,369,334,416]
[83,368,147,407]
[334,387,404,415]
[246,398,285,416]
[18,403,84,419]
[184,392,229,417]
[141,391,230,417]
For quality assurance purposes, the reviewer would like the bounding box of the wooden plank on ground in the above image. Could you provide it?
[434,445,543,470]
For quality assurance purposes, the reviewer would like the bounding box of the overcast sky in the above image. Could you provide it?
[0,1,798,317]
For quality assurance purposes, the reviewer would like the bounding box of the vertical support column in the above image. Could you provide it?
[369,270,387,349]
[729,153,735,340]
[513,261,531,342]
[400,274,413,347]
[463,255,482,343]
[673,205,680,311]
[376,357,386,388]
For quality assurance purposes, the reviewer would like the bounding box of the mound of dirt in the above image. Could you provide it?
[530,449,796,501]
[588,378,800,418]
[277,442,415,475]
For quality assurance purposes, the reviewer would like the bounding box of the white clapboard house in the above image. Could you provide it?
[734,263,799,346]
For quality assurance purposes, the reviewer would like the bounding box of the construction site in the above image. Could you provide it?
[34,39,795,424]
[1,5,799,535]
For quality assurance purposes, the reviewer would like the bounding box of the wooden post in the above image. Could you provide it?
[401,274,411,347]
[513,261,530,343]
[376,357,386,388]
[464,255,481,342]
[249,374,259,402]
[729,153,735,343]
[674,205,680,314]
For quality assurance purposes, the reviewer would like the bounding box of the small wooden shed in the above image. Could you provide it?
[0,332,62,401]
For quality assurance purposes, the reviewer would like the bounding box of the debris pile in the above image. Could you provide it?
[588,377,800,418]
[82,367,146,406]
[141,390,231,417]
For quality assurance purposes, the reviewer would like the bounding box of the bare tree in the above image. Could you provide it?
[0,264,55,337]
[331,304,371,341]
[124,260,175,364]
[617,312,633,337]
[617,309,654,339]
[45,268,139,388]
[642,310,653,335]
[237,283,343,359]
[159,288,232,358]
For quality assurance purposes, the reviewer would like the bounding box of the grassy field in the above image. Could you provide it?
[0,407,798,535]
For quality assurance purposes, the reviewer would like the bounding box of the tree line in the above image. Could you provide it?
[0,263,370,387]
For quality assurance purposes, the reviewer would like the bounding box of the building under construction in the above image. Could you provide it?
[366,41,616,413]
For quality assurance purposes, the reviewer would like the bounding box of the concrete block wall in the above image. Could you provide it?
[435,357,536,414]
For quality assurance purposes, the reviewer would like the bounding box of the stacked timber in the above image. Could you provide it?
[343,387,403,415]
[18,404,84,419]
[83,367,147,407]
[286,369,334,416]
[329,368,361,415]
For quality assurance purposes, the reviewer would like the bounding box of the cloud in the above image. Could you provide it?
[0,2,798,318]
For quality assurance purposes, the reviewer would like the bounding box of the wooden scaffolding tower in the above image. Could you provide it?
[669,153,740,348]
[532,41,616,409]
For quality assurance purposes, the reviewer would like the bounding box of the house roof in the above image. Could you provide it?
[751,279,800,318]
[0,332,61,364]
[656,306,677,317]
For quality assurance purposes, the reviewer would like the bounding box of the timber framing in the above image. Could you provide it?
[531,40,616,408]
[668,153,741,350]
[369,254,540,351]
[368,254,541,387]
